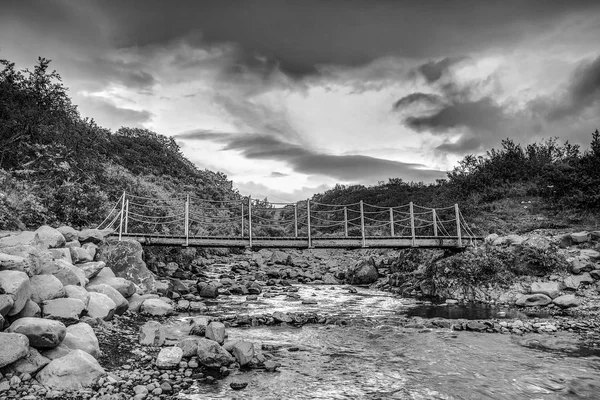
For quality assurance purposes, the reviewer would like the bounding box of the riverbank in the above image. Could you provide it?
[1,226,600,399]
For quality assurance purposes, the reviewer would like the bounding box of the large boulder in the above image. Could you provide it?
[86,292,117,321]
[36,350,106,390]
[155,347,183,369]
[57,226,78,242]
[88,276,136,298]
[76,261,106,280]
[0,253,29,273]
[140,298,173,316]
[4,347,50,375]
[562,273,594,290]
[530,282,561,299]
[571,231,590,243]
[553,294,580,308]
[177,337,200,358]
[41,259,86,287]
[29,274,65,304]
[580,249,600,262]
[127,293,159,313]
[346,258,379,285]
[205,321,226,345]
[231,341,255,367]
[41,298,86,325]
[0,231,38,248]
[0,332,29,368]
[14,299,41,319]
[0,270,31,316]
[69,247,93,264]
[77,229,107,244]
[0,294,14,317]
[515,294,552,307]
[58,322,101,357]
[6,317,66,348]
[64,285,90,309]
[82,243,98,259]
[196,338,235,368]
[0,244,48,276]
[97,239,156,292]
[197,283,219,298]
[49,248,73,264]
[86,284,128,315]
[34,226,66,249]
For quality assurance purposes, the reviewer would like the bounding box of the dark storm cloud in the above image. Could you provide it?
[86,0,600,78]
[418,57,468,83]
[393,93,445,110]
[435,135,483,153]
[175,130,446,182]
[546,55,600,120]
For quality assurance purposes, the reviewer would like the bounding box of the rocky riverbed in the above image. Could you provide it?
[1,226,600,399]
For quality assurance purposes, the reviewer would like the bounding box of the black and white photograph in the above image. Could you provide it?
[1,1,600,399]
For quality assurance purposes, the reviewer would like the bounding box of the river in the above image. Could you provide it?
[179,276,600,399]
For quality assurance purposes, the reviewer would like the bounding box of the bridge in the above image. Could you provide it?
[97,192,481,249]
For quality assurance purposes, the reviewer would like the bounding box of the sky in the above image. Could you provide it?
[2,0,600,202]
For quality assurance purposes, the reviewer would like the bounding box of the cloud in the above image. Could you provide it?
[234,181,332,203]
[393,93,445,110]
[78,97,153,130]
[270,172,288,178]
[418,57,468,83]
[545,55,600,120]
[175,130,446,183]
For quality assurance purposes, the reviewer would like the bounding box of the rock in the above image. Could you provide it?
[530,282,561,299]
[63,285,90,309]
[0,294,14,317]
[140,298,173,316]
[515,294,552,307]
[88,276,136,298]
[570,256,593,274]
[5,347,50,375]
[75,261,106,280]
[127,293,159,313]
[196,338,235,368]
[0,270,31,316]
[197,283,219,298]
[230,381,248,390]
[57,226,78,242]
[0,231,38,248]
[59,323,100,357]
[35,226,66,249]
[522,236,552,249]
[346,258,378,285]
[272,311,292,323]
[41,259,86,287]
[231,341,254,366]
[322,273,340,284]
[77,229,106,244]
[580,249,600,262]
[29,274,65,304]
[466,321,488,331]
[0,332,29,368]
[81,243,98,259]
[205,321,226,345]
[562,273,594,290]
[48,248,72,264]
[493,234,525,246]
[86,284,128,315]
[41,298,86,324]
[571,231,590,243]
[69,247,93,264]
[229,284,249,295]
[139,321,166,346]
[263,360,280,372]
[86,292,117,321]
[14,299,41,318]
[97,239,156,292]
[189,301,207,312]
[0,253,29,272]
[36,349,106,390]
[155,347,183,369]
[6,317,66,348]
[189,317,210,336]
[553,294,580,309]
[246,281,262,294]
[176,337,200,358]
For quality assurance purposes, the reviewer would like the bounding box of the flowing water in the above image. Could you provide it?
[181,267,600,399]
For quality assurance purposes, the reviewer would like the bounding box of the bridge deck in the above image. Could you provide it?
[110,233,483,249]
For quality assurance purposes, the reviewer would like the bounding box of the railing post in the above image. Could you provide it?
[118,191,126,241]
[248,196,253,248]
[455,203,462,247]
[294,203,298,238]
[360,200,365,247]
[432,208,438,237]
[307,199,312,248]
[344,206,348,238]
[409,201,416,247]
[389,207,394,237]
[185,194,189,246]
[124,199,129,234]
[241,201,244,239]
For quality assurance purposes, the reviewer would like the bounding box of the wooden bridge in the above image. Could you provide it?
[97,193,481,249]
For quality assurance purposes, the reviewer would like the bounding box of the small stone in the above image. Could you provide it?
[230,381,248,390]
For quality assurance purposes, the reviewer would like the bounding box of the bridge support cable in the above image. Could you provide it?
[307,199,312,248]
[124,199,129,234]
[118,191,126,241]
[432,209,438,237]
[409,202,416,247]
[240,202,244,239]
[389,208,394,237]
[184,194,190,246]
[248,196,252,248]
[294,204,298,238]
[455,204,463,247]
[360,201,366,248]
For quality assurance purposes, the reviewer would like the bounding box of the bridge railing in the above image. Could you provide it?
[97,192,478,247]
